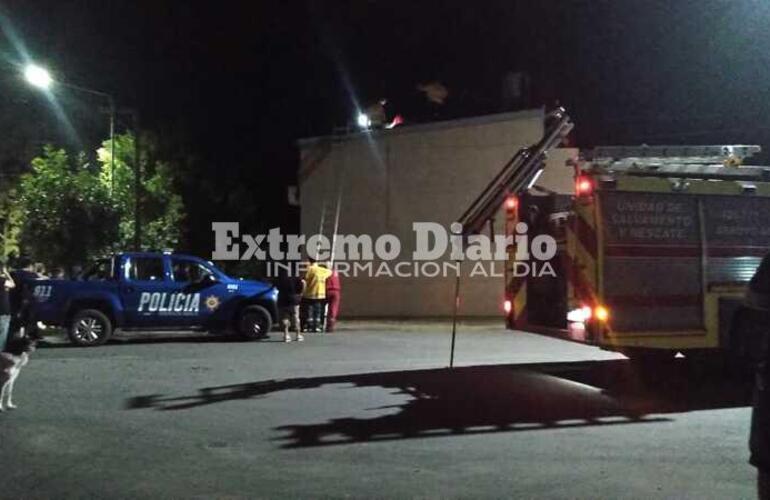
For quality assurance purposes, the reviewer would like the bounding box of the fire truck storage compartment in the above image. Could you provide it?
[599,190,770,333]
[520,192,571,329]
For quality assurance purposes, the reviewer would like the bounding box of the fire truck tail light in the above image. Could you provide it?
[575,176,594,197]
[505,195,518,211]
[503,299,512,314]
[594,305,610,322]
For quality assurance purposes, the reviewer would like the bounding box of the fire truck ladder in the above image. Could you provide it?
[457,107,574,236]
[449,107,574,367]
[583,144,768,182]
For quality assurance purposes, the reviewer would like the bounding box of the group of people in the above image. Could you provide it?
[276,257,341,343]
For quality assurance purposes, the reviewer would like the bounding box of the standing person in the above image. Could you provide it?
[9,258,40,340]
[302,257,332,333]
[0,262,16,351]
[745,253,770,499]
[325,270,341,332]
[33,262,47,278]
[69,265,83,280]
[277,267,304,343]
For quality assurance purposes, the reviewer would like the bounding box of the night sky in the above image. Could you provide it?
[3,0,770,253]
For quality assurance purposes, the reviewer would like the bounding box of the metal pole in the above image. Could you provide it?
[132,112,141,250]
[450,263,461,368]
[108,96,116,196]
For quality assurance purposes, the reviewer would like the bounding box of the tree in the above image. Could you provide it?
[0,187,23,262]
[17,146,118,269]
[97,132,185,251]
[15,133,186,269]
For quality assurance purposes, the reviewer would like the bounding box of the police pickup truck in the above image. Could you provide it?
[30,252,278,346]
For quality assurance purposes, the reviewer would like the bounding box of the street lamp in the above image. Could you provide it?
[22,62,141,250]
[24,64,52,90]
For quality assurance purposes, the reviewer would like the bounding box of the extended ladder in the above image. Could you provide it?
[312,134,347,334]
[456,107,574,237]
[315,190,342,262]
[449,107,574,367]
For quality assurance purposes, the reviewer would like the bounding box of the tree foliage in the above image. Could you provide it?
[17,146,118,269]
[14,133,186,269]
[97,132,185,251]
[0,187,23,262]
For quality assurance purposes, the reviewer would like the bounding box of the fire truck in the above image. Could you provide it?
[459,109,770,358]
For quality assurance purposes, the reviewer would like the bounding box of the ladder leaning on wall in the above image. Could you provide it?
[311,129,348,333]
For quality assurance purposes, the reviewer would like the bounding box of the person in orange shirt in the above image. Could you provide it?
[302,257,332,333]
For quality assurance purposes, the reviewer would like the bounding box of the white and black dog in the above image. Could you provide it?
[0,337,36,412]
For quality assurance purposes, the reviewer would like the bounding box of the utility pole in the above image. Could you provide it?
[108,96,116,196]
[131,110,141,251]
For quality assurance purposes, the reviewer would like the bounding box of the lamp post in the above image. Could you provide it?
[23,63,141,250]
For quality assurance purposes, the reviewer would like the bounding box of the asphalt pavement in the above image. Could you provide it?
[0,322,757,499]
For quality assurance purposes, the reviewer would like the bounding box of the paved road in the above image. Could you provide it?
[0,323,757,499]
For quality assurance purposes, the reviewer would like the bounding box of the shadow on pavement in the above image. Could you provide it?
[126,358,754,448]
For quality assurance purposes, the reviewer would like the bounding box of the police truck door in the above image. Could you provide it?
[167,257,223,328]
[121,255,173,327]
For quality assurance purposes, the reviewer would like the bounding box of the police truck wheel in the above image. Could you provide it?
[68,309,113,346]
[238,305,272,340]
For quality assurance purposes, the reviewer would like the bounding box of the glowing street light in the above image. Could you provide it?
[24,64,53,90]
[357,112,371,129]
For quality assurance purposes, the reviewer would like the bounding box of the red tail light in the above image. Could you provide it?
[505,195,518,211]
[503,299,512,314]
[575,176,594,197]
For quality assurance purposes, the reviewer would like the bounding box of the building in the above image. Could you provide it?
[298,108,576,318]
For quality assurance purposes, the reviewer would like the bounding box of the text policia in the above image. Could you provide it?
[211,222,558,279]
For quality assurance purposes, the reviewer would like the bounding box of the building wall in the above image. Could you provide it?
[298,109,576,317]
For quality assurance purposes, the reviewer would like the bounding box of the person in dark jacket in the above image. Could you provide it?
[277,268,305,343]
[9,258,40,340]
[747,253,770,499]
[0,262,16,351]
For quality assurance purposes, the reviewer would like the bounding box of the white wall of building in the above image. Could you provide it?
[298,109,576,318]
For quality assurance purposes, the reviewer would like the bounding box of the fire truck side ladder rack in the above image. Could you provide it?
[596,162,770,181]
[456,107,574,237]
[582,145,769,182]
[586,144,761,163]
[449,107,574,368]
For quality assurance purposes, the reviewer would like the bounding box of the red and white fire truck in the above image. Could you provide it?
[460,109,770,358]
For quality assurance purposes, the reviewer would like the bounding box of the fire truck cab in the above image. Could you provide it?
[505,144,770,358]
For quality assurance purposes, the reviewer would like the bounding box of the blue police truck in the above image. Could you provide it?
[30,252,279,346]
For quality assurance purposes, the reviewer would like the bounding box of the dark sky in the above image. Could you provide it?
[3,0,770,251]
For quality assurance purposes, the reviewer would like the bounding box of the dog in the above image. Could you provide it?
[0,337,36,412]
